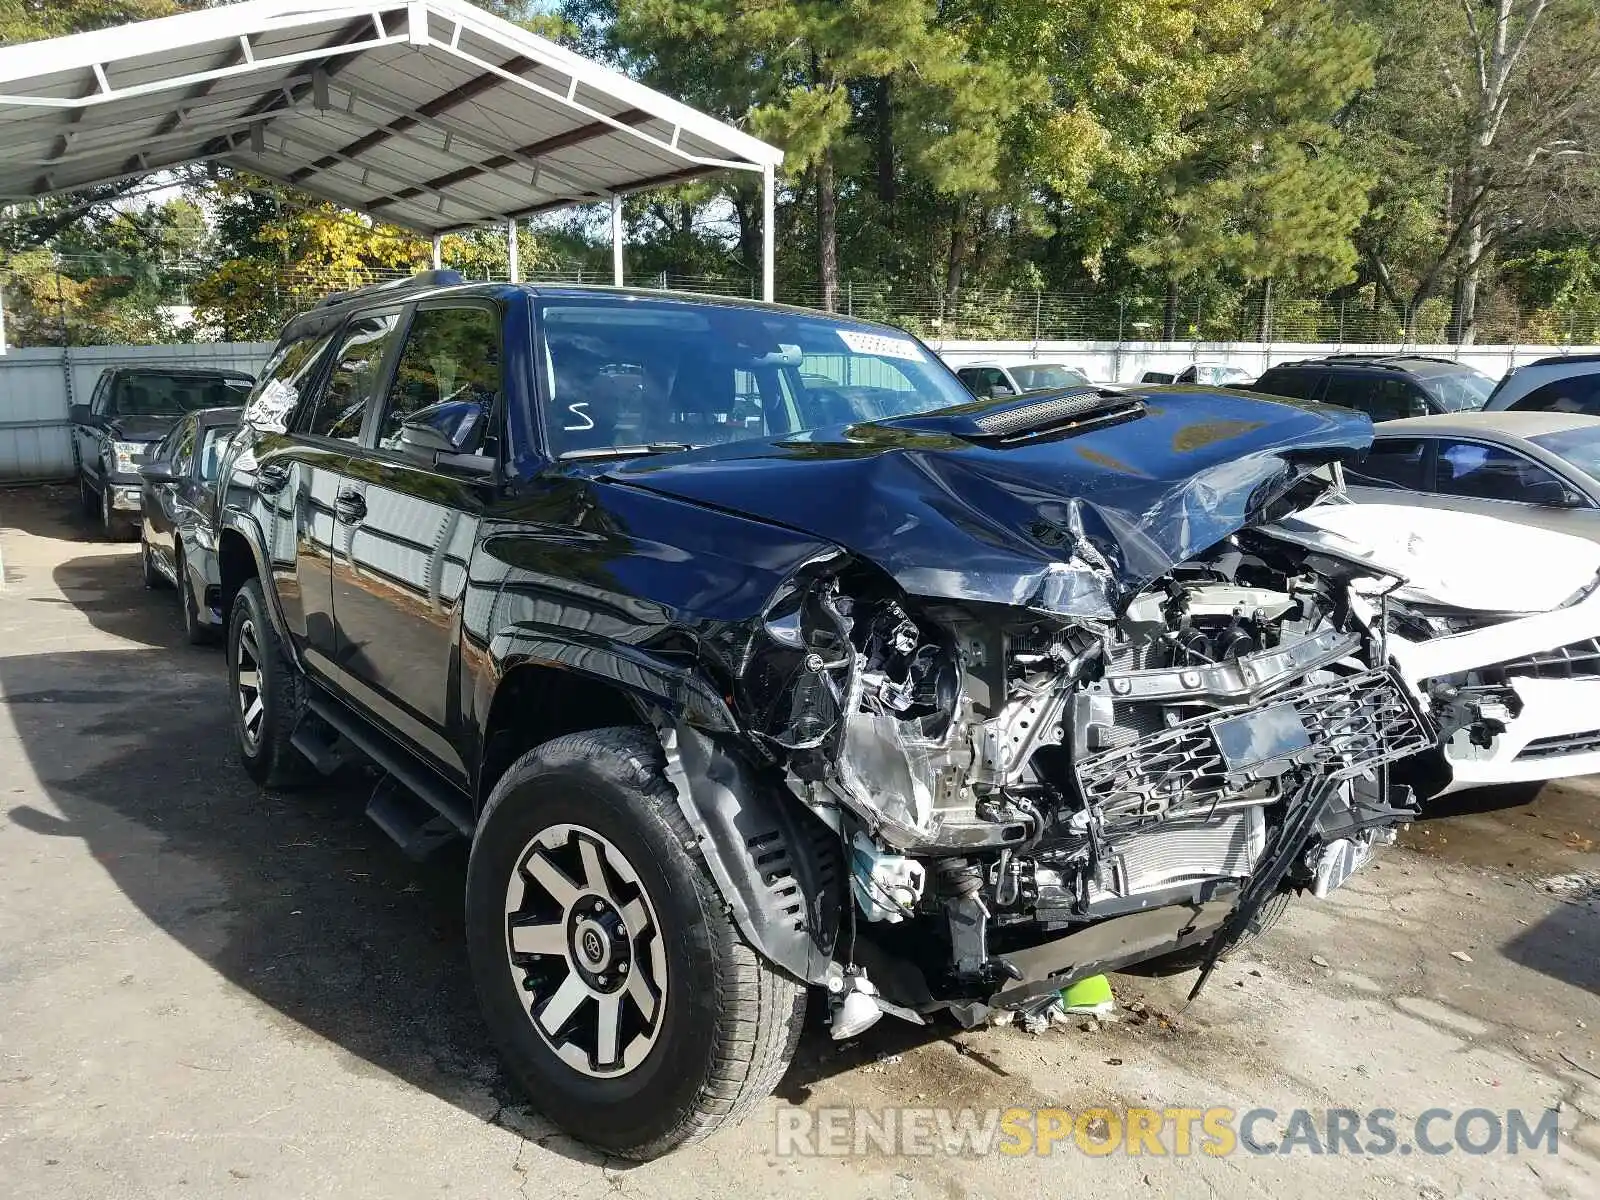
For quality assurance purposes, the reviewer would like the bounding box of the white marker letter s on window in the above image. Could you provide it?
[564,401,595,432]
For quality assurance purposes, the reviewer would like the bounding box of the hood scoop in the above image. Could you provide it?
[879,389,1144,446]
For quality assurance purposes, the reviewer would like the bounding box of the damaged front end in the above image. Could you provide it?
[696,517,1432,1031]
[613,388,1439,1032]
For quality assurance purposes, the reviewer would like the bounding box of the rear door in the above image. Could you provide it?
[229,327,336,655]
[331,300,502,783]
[286,307,405,680]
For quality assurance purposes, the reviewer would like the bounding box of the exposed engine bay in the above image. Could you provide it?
[732,529,1435,1031]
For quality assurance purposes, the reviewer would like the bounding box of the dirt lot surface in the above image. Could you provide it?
[2,484,1599,1199]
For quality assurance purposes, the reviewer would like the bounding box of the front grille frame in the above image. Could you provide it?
[1073,668,1434,823]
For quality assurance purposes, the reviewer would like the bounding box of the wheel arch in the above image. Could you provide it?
[474,660,843,987]
[476,662,651,814]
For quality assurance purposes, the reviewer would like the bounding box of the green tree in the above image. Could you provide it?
[1347,0,1600,342]
[1128,0,1377,334]
[601,0,1028,310]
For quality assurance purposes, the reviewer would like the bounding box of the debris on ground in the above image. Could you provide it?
[1060,974,1116,1017]
[1450,950,1473,963]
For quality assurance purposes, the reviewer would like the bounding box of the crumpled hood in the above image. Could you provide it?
[1281,502,1600,613]
[106,414,181,442]
[607,388,1372,620]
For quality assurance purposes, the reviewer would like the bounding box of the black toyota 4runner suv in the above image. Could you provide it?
[216,272,1432,1157]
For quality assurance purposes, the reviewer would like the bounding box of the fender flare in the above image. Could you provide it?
[483,628,739,734]
[216,510,295,653]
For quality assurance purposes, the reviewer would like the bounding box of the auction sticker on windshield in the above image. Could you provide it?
[837,329,925,361]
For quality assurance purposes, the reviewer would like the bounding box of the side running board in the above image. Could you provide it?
[302,693,475,854]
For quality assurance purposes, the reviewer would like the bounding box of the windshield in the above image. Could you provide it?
[1529,425,1600,484]
[112,372,253,416]
[1417,365,1495,413]
[1011,363,1089,390]
[535,298,973,457]
[1198,365,1252,385]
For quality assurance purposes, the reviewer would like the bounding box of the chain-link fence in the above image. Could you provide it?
[7,256,1600,348]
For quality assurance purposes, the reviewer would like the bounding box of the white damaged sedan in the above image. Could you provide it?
[1277,501,1600,796]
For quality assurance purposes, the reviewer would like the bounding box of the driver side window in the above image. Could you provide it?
[172,422,197,478]
[376,305,500,455]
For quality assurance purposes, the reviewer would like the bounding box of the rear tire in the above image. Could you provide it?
[466,726,805,1160]
[227,577,309,787]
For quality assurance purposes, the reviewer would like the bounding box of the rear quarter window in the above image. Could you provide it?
[243,329,335,433]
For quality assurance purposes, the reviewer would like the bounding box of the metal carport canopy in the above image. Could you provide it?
[0,0,784,298]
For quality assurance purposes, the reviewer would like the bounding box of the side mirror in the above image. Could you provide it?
[398,402,495,476]
[1560,488,1589,509]
[69,404,90,424]
[139,461,175,484]
[988,384,1015,398]
[397,420,457,455]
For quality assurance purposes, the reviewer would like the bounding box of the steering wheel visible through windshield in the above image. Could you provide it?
[534,298,975,457]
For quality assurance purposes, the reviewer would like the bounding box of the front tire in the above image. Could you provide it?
[100,482,134,542]
[141,533,167,590]
[177,545,211,645]
[466,727,805,1160]
[227,578,309,786]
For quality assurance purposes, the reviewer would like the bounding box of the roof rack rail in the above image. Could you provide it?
[316,269,465,309]
[1318,352,1464,370]
[1528,351,1600,368]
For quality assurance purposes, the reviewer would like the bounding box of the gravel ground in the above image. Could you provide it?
[2,484,1598,1199]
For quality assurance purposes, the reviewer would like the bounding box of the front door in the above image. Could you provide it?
[146,416,197,574]
[74,371,113,485]
[332,301,501,784]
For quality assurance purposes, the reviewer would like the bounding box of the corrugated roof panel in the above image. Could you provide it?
[0,0,782,235]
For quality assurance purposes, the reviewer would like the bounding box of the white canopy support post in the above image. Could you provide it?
[761,162,775,303]
[506,217,519,283]
[0,276,7,355]
[430,233,442,270]
[610,192,624,287]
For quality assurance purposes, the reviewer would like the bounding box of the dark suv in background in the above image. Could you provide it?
[1252,354,1494,422]
[214,271,1430,1158]
[70,365,255,538]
